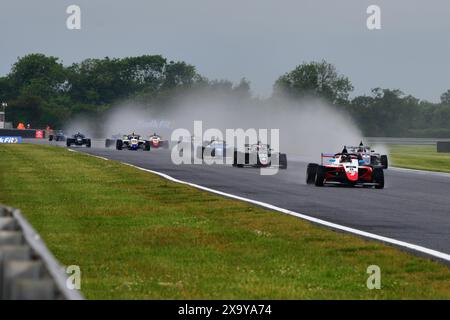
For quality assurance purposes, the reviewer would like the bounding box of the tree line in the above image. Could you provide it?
[0,53,449,137]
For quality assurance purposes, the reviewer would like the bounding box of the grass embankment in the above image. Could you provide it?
[0,144,449,299]
[389,144,450,173]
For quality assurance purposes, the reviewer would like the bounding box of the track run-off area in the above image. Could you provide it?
[37,139,450,264]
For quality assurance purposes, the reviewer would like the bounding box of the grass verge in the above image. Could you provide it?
[389,144,450,173]
[0,144,449,299]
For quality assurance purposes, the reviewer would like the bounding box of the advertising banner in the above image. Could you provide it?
[0,136,22,144]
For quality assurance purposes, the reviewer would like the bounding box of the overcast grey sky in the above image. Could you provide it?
[0,0,449,101]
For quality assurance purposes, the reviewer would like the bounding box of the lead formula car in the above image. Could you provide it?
[306,152,384,189]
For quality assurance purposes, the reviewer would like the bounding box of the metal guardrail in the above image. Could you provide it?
[365,137,450,145]
[0,205,84,300]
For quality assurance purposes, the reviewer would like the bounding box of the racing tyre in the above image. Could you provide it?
[66,139,73,147]
[49,135,54,141]
[381,155,388,169]
[116,140,123,150]
[233,151,244,168]
[105,139,114,148]
[279,153,287,169]
[315,165,326,187]
[86,139,91,148]
[373,167,385,189]
[144,141,151,151]
[306,163,318,184]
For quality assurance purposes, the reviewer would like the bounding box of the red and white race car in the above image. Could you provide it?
[148,133,169,149]
[306,152,384,189]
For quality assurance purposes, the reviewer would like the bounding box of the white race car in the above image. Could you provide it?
[306,152,384,189]
[116,134,150,151]
[232,142,287,169]
[346,142,388,169]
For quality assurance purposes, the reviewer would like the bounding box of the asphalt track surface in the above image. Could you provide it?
[32,140,450,261]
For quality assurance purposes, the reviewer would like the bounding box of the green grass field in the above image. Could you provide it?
[389,144,450,173]
[0,144,449,299]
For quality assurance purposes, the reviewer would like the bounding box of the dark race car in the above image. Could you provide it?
[49,130,66,142]
[232,142,287,169]
[66,133,91,148]
[306,152,384,189]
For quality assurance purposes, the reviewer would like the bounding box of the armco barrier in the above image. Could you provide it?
[0,129,44,139]
[0,206,83,300]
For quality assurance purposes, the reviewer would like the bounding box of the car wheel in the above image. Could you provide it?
[381,155,388,169]
[315,165,326,187]
[116,140,123,150]
[373,167,385,189]
[233,151,244,167]
[306,163,318,184]
[279,153,288,169]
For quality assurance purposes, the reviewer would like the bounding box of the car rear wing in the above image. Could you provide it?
[321,153,336,165]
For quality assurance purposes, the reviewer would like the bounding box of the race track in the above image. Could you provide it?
[36,140,450,261]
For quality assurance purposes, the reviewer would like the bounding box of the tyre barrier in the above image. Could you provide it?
[0,206,83,300]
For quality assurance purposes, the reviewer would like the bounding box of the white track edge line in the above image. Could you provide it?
[72,149,450,262]
[68,148,109,161]
[122,163,450,262]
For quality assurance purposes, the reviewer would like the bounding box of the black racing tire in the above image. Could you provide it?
[373,167,385,189]
[66,139,73,147]
[105,139,114,148]
[49,135,54,141]
[86,139,91,148]
[381,155,388,169]
[370,155,379,166]
[306,163,318,184]
[116,140,123,150]
[315,165,326,187]
[279,153,287,169]
[144,141,151,151]
[233,151,244,168]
